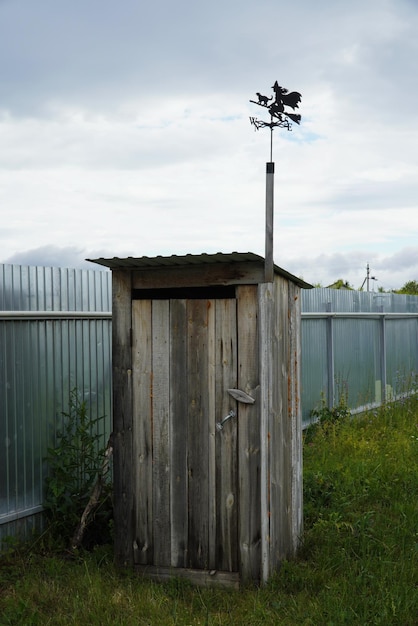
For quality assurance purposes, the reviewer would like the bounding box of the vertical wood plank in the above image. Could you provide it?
[236,285,261,584]
[267,277,303,569]
[270,277,289,566]
[152,299,171,566]
[288,281,303,553]
[207,298,217,570]
[187,298,211,569]
[169,299,188,568]
[258,282,274,582]
[215,298,238,572]
[112,270,133,566]
[132,299,153,565]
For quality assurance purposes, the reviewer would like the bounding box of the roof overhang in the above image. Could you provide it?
[87,252,313,289]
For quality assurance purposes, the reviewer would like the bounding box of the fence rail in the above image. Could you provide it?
[0,311,112,319]
[1,267,418,545]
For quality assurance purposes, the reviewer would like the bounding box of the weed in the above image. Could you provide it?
[310,383,351,426]
[43,390,113,548]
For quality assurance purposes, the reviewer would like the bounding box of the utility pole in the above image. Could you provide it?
[361,263,378,291]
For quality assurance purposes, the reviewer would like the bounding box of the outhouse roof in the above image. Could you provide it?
[88,252,313,289]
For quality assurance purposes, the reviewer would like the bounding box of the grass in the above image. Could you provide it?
[1,397,418,625]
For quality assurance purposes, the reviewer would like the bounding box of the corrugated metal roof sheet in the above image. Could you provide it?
[87,252,313,288]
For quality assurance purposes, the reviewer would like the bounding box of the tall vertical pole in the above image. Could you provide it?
[250,83,302,283]
[265,161,275,283]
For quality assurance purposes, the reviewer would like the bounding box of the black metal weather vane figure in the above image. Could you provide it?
[249,81,302,283]
[250,81,302,160]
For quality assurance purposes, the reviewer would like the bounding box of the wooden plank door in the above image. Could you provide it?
[132,297,238,574]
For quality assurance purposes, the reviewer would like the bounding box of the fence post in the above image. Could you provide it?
[380,313,387,402]
[326,302,334,408]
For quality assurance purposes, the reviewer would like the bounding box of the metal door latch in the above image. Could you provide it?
[216,410,236,431]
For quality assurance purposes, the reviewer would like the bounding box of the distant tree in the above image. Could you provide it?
[327,279,354,290]
[396,280,418,295]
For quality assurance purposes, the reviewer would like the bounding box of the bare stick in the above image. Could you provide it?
[70,433,113,550]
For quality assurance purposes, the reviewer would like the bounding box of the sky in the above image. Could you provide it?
[1,0,418,290]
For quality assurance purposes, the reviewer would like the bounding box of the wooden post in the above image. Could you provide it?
[265,162,275,283]
[112,270,134,566]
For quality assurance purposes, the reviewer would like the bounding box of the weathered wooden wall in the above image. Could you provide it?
[259,277,302,580]
[111,259,303,586]
[258,278,303,580]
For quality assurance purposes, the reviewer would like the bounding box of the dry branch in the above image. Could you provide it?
[70,433,113,550]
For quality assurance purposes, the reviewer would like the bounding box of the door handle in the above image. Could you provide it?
[216,410,236,431]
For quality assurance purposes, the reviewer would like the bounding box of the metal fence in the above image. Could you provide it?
[301,288,418,426]
[0,264,112,545]
[1,265,418,545]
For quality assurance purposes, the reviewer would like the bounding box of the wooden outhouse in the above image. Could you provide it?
[91,252,311,586]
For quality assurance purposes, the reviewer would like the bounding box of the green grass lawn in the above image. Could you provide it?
[1,397,417,625]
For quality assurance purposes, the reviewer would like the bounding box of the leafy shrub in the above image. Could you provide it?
[43,390,113,547]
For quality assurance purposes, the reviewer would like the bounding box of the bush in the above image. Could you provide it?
[43,390,113,548]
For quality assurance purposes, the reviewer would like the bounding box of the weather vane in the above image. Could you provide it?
[249,81,302,282]
[250,81,302,160]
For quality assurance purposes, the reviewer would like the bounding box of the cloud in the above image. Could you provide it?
[3,245,108,271]
[1,0,418,292]
[286,246,418,291]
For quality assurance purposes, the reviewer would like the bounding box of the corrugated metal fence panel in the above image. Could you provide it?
[301,289,418,426]
[302,288,418,314]
[385,317,418,396]
[0,264,112,311]
[301,318,328,418]
[332,316,381,407]
[0,264,112,545]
